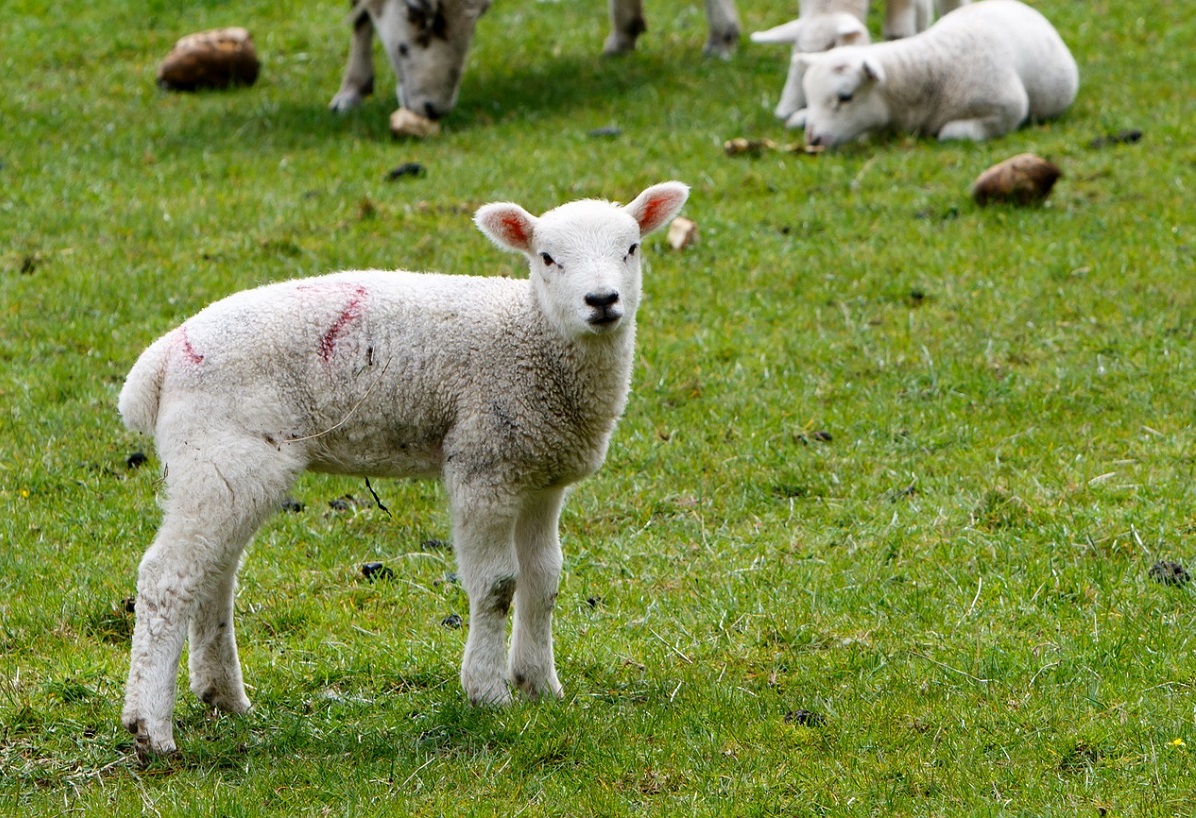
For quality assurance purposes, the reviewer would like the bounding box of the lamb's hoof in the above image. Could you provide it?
[329,90,364,113]
[702,31,739,60]
[466,682,513,708]
[198,686,252,715]
[125,718,177,764]
[512,671,563,702]
[602,36,636,56]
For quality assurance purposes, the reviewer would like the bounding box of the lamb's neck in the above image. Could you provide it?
[516,297,637,423]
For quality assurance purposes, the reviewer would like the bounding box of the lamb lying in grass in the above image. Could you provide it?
[118,182,690,758]
[799,0,1078,147]
[751,0,969,129]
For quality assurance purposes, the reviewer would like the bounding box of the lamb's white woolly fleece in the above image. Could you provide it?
[118,182,690,758]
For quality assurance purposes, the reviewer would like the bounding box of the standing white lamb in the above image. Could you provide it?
[798,0,1079,147]
[750,0,970,129]
[118,182,689,758]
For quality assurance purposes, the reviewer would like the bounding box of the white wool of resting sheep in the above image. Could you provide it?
[799,0,1079,147]
[118,182,689,758]
[751,0,969,129]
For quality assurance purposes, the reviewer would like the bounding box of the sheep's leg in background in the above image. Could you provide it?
[604,0,647,54]
[451,486,520,706]
[937,0,968,15]
[330,1,376,112]
[509,489,565,700]
[882,0,931,39]
[702,0,741,58]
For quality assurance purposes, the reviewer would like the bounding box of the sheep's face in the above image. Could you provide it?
[373,0,491,120]
[529,207,645,339]
[800,50,890,148]
[474,183,691,341]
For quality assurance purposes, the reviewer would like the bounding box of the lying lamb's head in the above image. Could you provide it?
[751,14,869,124]
[373,0,491,120]
[799,49,890,148]
[475,183,690,339]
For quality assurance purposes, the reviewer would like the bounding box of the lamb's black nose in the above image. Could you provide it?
[585,290,619,308]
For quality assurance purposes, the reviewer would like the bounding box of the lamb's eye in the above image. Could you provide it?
[627,243,639,258]
[837,92,854,104]
[540,252,556,267]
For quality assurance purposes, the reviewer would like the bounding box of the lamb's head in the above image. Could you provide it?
[799,48,890,148]
[752,14,869,124]
[475,183,689,340]
[373,0,491,120]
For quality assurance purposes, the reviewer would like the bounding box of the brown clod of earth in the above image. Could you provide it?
[667,217,698,251]
[971,153,1062,206]
[723,137,777,156]
[157,27,260,91]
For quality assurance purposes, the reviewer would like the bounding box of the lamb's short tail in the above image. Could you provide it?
[118,333,172,435]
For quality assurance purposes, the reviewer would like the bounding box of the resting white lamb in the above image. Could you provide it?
[751,0,969,129]
[799,0,1078,147]
[118,182,689,758]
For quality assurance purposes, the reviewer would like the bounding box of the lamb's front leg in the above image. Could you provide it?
[452,504,519,706]
[509,490,565,701]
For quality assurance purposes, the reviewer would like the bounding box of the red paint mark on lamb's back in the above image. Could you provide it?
[176,325,205,365]
[317,284,370,362]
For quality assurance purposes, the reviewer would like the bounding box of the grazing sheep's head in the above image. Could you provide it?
[373,0,491,119]
[751,14,869,123]
[799,49,890,148]
[475,183,690,340]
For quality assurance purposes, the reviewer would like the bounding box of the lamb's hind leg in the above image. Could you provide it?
[123,508,261,759]
[123,441,296,758]
[509,489,565,701]
[188,547,252,717]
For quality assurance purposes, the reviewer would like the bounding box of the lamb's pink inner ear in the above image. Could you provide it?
[476,205,536,253]
[626,183,690,236]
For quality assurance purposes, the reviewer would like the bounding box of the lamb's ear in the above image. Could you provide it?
[750,19,804,46]
[861,57,885,85]
[624,182,690,237]
[475,203,538,254]
[836,18,868,46]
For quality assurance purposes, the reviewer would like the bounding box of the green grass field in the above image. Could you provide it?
[2,0,1194,814]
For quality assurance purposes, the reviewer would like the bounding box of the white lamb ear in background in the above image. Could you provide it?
[623,182,690,237]
[750,19,805,46]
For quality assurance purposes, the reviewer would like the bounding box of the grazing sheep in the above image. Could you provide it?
[119,182,690,758]
[751,0,969,129]
[799,0,1078,147]
[329,0,741,121]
